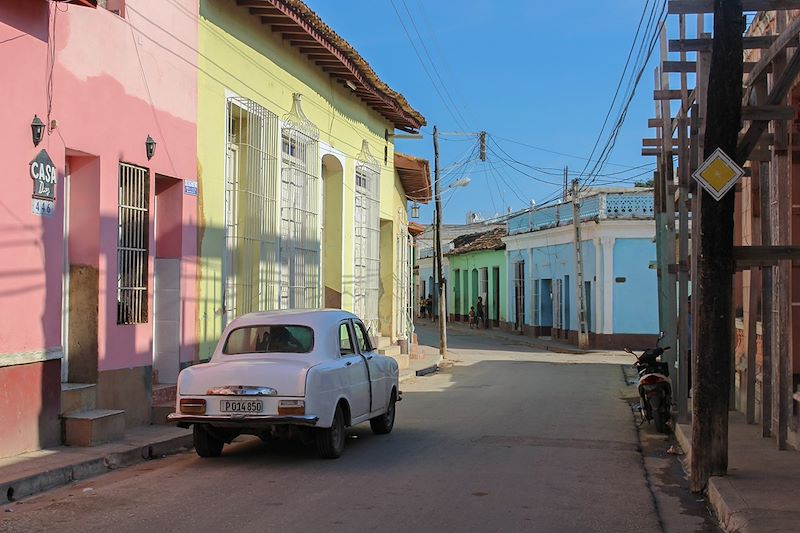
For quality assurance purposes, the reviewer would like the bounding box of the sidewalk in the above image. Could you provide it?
[674,413,800,532]
[0,425,192,506]
[415,318,594,355]
[401,338,442,383]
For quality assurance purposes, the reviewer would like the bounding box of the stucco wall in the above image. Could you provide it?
[197,0,400,356]
[612,238,659,334]
[448,249,507,322]
[0,0,198,372]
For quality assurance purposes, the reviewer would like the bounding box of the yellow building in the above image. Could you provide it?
[196,0,429,365]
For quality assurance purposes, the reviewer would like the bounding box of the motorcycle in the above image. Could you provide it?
[624,333,672,433]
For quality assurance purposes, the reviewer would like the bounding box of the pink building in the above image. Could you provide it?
[0,0,198,457]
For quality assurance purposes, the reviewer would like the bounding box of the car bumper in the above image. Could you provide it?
[167,413,319,428]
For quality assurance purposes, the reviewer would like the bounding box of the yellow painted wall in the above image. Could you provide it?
[197,0,405,356]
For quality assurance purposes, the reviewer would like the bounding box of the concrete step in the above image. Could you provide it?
[378,344,401,357]
[376,336,392,350]
[64,409,126,447]
[390,353,410,371]
[60,383,96,415]
[153,384,177,405]
[151,403,174,425]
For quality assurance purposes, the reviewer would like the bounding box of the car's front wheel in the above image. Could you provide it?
[370,391,396,435]
[316,404,346,459]
[193,425,224,458]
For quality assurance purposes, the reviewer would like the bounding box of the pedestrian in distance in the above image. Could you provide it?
[476,296,485,329]
[427,295,434,322]
[468,306,476,329]
[419,296,427,319]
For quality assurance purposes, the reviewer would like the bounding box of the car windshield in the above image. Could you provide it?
[223,325,314,355]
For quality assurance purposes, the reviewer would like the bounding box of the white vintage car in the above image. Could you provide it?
[168,309,400,459]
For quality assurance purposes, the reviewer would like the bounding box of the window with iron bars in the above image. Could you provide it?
[353,162,380,334]
[117,162,150,324]
[224,96,279,322]
[279,128,320,309]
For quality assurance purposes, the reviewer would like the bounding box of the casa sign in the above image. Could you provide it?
[692,147,744,201]
[30,149,57,201]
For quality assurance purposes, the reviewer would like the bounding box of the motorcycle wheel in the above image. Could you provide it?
[650,396,669,433]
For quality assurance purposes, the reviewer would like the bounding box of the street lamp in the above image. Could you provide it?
[31,115,45,147]
[411,202,420,218]
[145,135,156,160]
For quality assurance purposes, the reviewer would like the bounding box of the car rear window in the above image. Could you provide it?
[223,325,314,355]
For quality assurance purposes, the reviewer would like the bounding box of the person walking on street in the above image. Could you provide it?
[419,296,427,319]
[476,296,485,329]
[427,295,434,322]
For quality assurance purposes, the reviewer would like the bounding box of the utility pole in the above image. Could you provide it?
[433,126,447,357]
[690,0,742,492]
[572,179,589,349]
[563,167,569,202]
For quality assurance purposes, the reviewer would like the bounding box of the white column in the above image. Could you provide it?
[593,238,602,334]
[601,236,615,334]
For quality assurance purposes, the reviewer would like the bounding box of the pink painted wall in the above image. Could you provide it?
[0,0,198,372]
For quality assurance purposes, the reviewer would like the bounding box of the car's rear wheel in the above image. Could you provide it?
[193,425,224,458]
[370,391,396,435]
[316,404,345,459]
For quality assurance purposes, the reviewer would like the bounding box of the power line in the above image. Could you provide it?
[388,0,471,131]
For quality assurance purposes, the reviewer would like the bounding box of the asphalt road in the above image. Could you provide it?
[1,327,707,533]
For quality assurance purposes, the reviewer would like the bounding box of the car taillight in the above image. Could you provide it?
[278,399,305,416]
[180,398,206,415]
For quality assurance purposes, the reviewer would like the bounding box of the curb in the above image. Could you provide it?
[420,323,589,355]
[0,433,192,505]
[707,476,750,533]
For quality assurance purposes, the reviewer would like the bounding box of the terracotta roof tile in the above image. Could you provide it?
[446,228,507,256]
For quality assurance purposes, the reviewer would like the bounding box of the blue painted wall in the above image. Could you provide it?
[526,241,598,332]
[612,238,659,334]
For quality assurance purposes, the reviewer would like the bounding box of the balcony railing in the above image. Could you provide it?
[507,191,654,236]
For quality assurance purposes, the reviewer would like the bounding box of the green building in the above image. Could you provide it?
[447,228,507,326]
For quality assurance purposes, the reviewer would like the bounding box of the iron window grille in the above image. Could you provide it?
[279,94,321,310]
[354,140,381,334]
[224,96,279,322]
[117,162,150,324]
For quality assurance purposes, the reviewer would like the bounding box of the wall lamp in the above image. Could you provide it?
[145,135,156,160]
[411,202,420,219]
[31,115,45,147]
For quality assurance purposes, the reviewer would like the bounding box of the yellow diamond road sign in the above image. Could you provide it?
[692,148,744,201]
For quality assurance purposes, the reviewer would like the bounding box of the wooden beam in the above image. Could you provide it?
[654,89,683,100]
[643,137,679,147]
[663,60,696,73]
[648,118,663,128]
[745,14,800,88]
[733,245,800,269]
[741,105,795,120]
[669,0,800,14]
[642,148,660,156]
[738,42,800,163]
[670,35,776,52]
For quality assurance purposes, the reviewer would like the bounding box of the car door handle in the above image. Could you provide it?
[366,355,373,360]
[345,361,352,366]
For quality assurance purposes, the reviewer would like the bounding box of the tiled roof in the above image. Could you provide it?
[236,0,425,131]
[395,152,431,203]
[446,228,507,256]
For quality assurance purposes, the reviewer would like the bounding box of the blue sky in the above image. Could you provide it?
[306,1,664,224]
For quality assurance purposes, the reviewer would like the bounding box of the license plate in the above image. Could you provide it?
[220,399,264,413]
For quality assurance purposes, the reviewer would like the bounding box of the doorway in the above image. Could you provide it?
[514,261,525,331]
[153,175,182,384]
[63,154,100,384]
[322,155,343,308]
[492,266,500,326]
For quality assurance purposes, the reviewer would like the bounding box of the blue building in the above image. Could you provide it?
[502,190,659,349]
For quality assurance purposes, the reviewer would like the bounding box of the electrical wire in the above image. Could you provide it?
[388,0,471,132]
